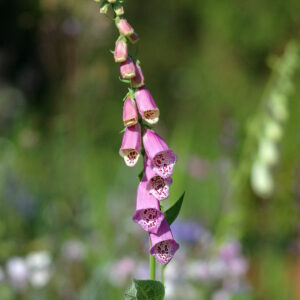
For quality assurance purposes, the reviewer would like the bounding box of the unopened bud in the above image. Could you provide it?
[114,3,124,16]
[128,32,139,44]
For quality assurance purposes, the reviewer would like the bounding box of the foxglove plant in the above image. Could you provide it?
[94,0,184,297]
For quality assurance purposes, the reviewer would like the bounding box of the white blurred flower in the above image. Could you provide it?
[26,251,51,270]
[258,139,279,166]
[26,251,53,288]
[61,239,86,262]
[186,261,210,281]
[212,289,231,300]
[209,259,228,280]
[264,120,282,141]
[29,270,52,288]
[251,160,273,198]
[6,257,29,290]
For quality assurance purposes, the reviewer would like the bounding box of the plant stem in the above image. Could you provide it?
[161,265,165,284]
[149,242,156,280]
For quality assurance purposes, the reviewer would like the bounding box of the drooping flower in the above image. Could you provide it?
[131,63,145,88]
[114,39,128,63]
[149,219,179,265]
[119,124,141,167]
[120,57,136,79]
[132,180,164,233]
[144,160,172,201]
[116,18,134,36]
[143,129,177,178]
[135,88,159,124]
[123,97,138,127]
[128,32,139,44]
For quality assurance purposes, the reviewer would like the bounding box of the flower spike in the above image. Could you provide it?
[119,124,141,167]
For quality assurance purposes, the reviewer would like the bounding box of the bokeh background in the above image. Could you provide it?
[0,0,300,299]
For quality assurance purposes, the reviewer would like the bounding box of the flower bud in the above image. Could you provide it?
[123,98,138,127]
[100,3,110,14]
[114,3,124,16]
[135,88,159,124]
[131,63,145,88]
[143,129,177,178]
[120,57,136,79]
[116,19,134,36]
[132,181,165,233]
[107,0,116,3]
[114,39,128,63]
[128,32,139,44]
[149,219,179,265]
[119,124,141,167]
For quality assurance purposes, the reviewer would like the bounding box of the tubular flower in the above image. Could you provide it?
[135,88,159,124]
[123,97,138,127]
[114,39,128,63]
[132,181,165,234]
[149,219,179,265]
[116,19,134,37]
[144,160,172,201]
[120,57,136,79]
[143,129,177,178]
[119,124,141,167]
[128,32,139,44]
[131,63,145,88]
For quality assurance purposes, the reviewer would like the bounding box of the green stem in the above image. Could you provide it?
[161,265,165,284]
[149,243,156,280]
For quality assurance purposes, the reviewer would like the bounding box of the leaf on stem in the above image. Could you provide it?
[124,279,165,300]
[165,192,185,225]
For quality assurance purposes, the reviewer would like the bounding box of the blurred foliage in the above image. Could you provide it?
[0,0,299,299]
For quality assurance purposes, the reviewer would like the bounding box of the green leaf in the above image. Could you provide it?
[138,169,144,181]
[165,192,185,225]
[124,279,165,300]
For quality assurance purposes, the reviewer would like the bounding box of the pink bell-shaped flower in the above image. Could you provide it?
[144,159,172,201]
[120,58,136,79]
[119,124,141,167]
[135,88,159,124]
[143,129,177,178]
[116,18,134,36]
[114,39,128,63]
[122,97,138,127]
[132,181,164,234]
[131,63,145,88]
[149,219,179,265]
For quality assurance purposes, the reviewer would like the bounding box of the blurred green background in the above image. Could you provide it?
[0,0,299,299]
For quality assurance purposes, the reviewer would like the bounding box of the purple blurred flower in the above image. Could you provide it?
[171,220,205,244]
[227,258,248,277]
[219,241,241,262]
